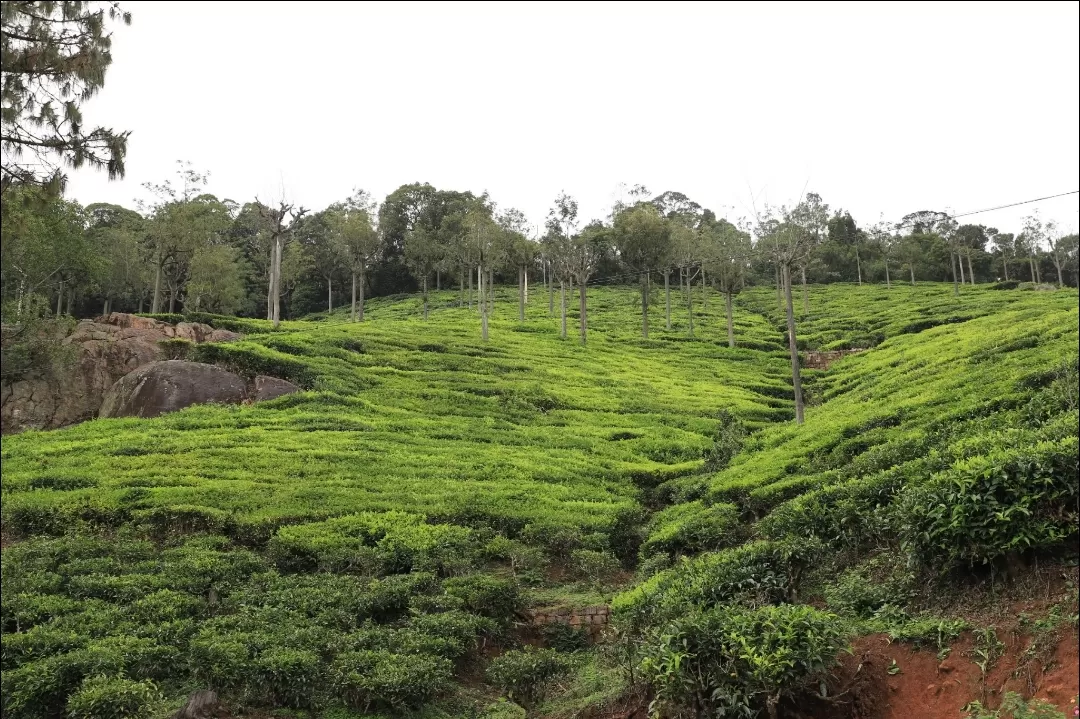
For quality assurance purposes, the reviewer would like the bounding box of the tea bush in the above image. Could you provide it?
[486,646,573,705]
[897,435,1079,569]
[3,283,1078,717]
[640,604,848,719]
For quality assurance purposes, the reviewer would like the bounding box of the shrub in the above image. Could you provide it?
[541,622,590,653]
[897,436,1079,570]
[640,501,742,559]
[486,647,572,705]
[443,574,520,622]
[65,676,161,719]
[157,337,193,360]
[569,549,621,584]
[483,698,528,719]
[256,647,322,708]
[640,604,848,719]
[331,649,452,712]
[612,539,824,634]
[823,557,916,618]
[703,408,747,471]
[963,691,1066,719]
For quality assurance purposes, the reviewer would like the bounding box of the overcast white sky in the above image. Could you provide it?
[65,1,1080,235]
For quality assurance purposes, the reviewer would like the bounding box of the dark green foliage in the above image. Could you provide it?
[331,650,453,712]
[65,675,161,719]
[486,647,573,705]
[639,501,742,559]
[541,622,590,653]
[823,556,916,617]
[640,604,848,719]
[897,435,1079,569]
[613,539,824,633]
[2,283,1079,717]
[702,408,747,472]
[443,574,521,622]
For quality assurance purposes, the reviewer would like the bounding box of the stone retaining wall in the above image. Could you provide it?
[524,605,610,639]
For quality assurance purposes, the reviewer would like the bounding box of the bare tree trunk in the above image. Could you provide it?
[103,298,108,316]
[358,260,366,321]
[559,279,567,338]
[152,252,163,314]
[640,272,649,340]
[548,264,555,316]
[480,264,488,341]
[783,264,805,425]
[524,268,528,304]
[775,264,782,308]
[958,252,966,284]
[351,272,357,321]
[1029,256,1036,283]
[1034,256,1041,284]
[966,253,975,285]
[168,288,176,313]
[1052,254,1064,288]
[459,268,464,307]
[909,265,916,285]
[578,276,587,345]
[664,270,671,330]
[468,265,474,310]
[56,281,64,316]
[138,295,144,313]
[726,290,735,348]
[701,266,707,312]
[271,237,283,328]
[488,268,494,314]
[950,252,959,296]
[67,290,74,316]
[855,245,862,285]
[885,261,891,288]
[518,266,525,322]
[1002,255,1009,281]
[436,270,441,291]
[686,272,694,338]
[423,275,429,320]
[327,277,333,313]
[800,265,808,315]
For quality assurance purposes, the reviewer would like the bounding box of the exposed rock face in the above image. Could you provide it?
[253,375,300,402]
[1,313,240,434]
[99,361,247,419]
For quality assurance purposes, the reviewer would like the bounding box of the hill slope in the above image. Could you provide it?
[2,283,1077,719]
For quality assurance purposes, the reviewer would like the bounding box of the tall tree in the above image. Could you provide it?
[1,1,132,193]
[141,163,234,313]
[757,192,829,425]
[546,192,579,340]
[704,219,751,347]
[331,191,379,321]
[1048,233,1078,288]
[1020,213,1045,284]
[258,196,308,328]
[991,230,1017,281]
[0,184,91,315]
[84,201,146,313]
[613,202,671,339]
[566,220,609,344]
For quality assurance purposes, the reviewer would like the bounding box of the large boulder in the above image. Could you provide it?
[99,361,247,419]
[253,375,300,402]
[1,313,241,434]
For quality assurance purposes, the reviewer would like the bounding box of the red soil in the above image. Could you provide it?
[847,630,1079,719]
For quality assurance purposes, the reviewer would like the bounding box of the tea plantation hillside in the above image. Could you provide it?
[2,283,1077,719]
